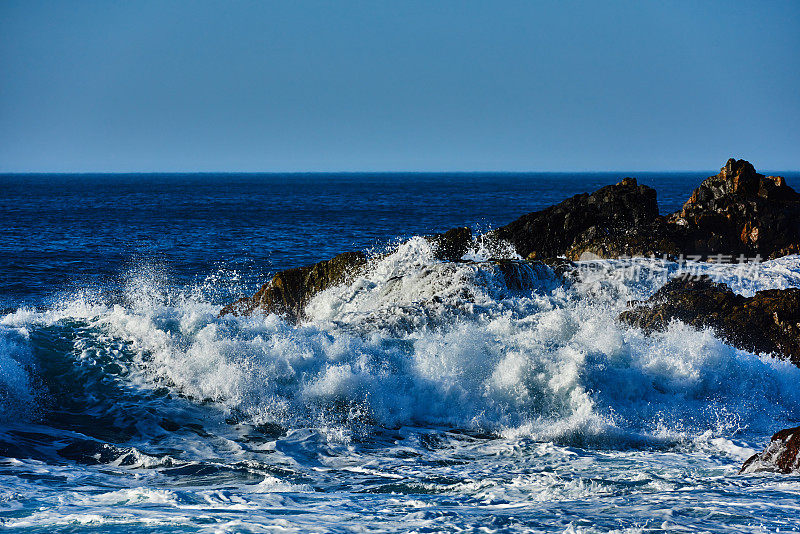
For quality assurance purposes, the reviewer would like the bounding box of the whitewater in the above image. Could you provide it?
[2,173,800,533]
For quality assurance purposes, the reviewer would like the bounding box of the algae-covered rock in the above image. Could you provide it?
[220,251,367,320]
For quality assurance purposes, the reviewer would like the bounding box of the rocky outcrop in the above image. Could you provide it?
[219,228,473,320]
[668,159,800,259]
[619,276,800,365]
[491,178,672,261]
[740,426,800,474]
[222,158,800,321]
[428,227,472,262]
[490,158,800,261]
[220,251,367,320]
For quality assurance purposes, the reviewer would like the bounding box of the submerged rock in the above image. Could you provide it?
[220,251,367,320]
[619,276,800,365]
[741,426,800,474]
[57,439,140,466]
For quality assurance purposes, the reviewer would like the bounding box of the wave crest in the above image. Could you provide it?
[3,248,800,446]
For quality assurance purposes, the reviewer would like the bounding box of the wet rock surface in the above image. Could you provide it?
[427,227,472,262]
[220,251,367,321]
[491,177,667,261]
[619,275,800,365]
[668,159,800,259]
[741,426,800,474]
[222,158,800,321]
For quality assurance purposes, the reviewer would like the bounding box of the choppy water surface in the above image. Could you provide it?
[2,172,800,533]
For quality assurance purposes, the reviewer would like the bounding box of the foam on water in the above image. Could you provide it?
[4,242,800,531]
[4,241,800,445]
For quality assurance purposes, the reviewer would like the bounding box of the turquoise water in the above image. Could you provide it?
[2,173,800,533]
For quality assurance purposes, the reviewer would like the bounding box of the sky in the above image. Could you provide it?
[1,1,798,172]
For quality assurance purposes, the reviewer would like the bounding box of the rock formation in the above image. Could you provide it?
[219,229,474,320]
[221,158,800,321]
[740,426,800,474]
[490,177,675,261]
[220,251,367,321]
[668,159,800,259]
[619,276,800,365]
[492,159,800,261]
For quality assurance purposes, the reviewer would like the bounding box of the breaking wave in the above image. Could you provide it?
[3,237,800,450]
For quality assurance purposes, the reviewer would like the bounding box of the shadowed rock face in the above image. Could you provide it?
[428,227,472,262]
[491,159,800,261]
[619,276,800,365]
[491,177,668,261]
[741,426,800,474]
[221,158,800,321]
[668,159,800,259]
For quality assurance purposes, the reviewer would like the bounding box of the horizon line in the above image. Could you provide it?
[3,168,799,176]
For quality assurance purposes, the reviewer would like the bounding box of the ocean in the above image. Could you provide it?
[2,172,800,533]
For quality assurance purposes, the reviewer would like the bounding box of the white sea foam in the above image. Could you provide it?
[3,246,800,451]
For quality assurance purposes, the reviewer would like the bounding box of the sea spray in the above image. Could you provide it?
[5,242,800,444]
[0,324,38,422]
[3,249,800,532]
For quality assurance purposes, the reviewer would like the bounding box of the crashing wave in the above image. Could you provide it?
[3,237,800,448]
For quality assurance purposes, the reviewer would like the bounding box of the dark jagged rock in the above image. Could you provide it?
[491,158,799,261]
[741,426,800,474]
[221,228,472,321]
[668,159,800,259]
[220,251,367,320]
[221,158,800,321]
[619,276,800,365]
[565,220,681,261]
[427,227,472,262]
[491,177,672,261]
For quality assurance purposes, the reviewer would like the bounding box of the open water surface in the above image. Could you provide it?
[2,171,800,533]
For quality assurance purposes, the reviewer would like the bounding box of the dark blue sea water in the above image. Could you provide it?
[1,172,706,309]
[2,171,800,533]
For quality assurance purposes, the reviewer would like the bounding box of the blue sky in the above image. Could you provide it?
[1,0,798,172]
